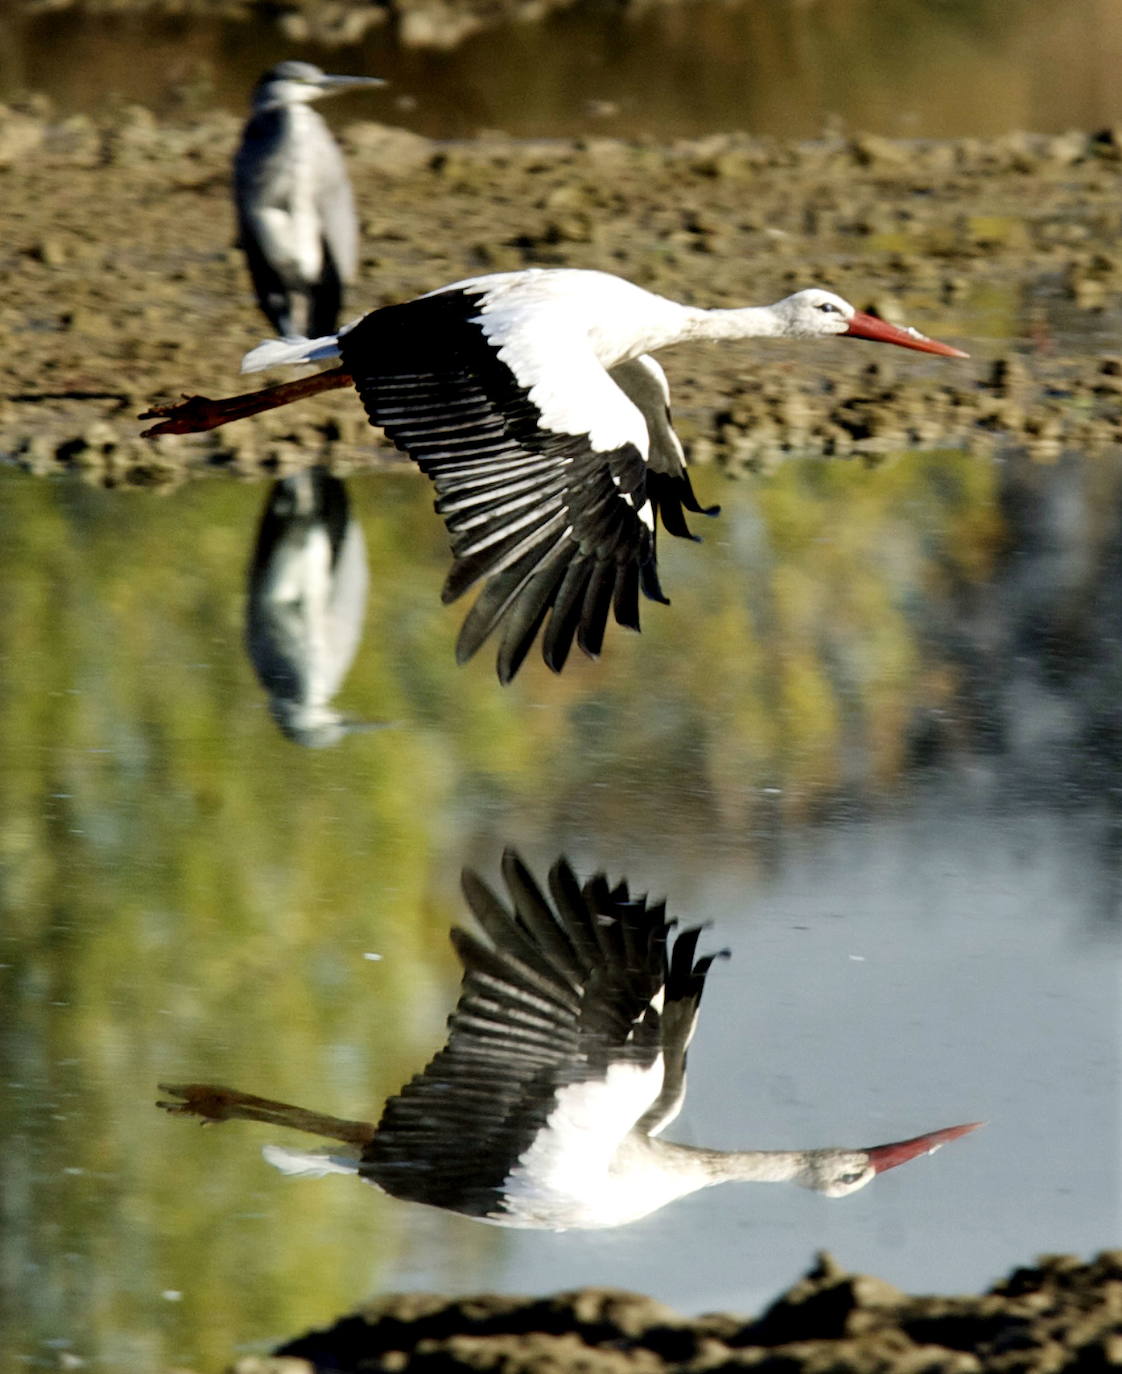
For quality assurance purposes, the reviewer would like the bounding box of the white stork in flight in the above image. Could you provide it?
[159,852,980,1230]
[141,268,968,682]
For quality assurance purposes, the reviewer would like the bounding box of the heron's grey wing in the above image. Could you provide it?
[637,927,729,1138]
[339,290,668,682]
[283,120,355,335]
[608,355,719,540]
[311,129,360,288]
[360,852,675,1219]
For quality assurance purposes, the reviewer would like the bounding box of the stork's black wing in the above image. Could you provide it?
[340,290,710,682]
[361,851,719,1220]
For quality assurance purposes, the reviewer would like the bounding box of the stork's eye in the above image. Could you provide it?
[817,301,843,315]
[837,1170,865,1185]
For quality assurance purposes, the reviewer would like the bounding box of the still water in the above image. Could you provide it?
[1,450,1119,1370]
[2,0,1122,139]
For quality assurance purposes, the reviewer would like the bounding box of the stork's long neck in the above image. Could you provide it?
[618,303,787,365]
[636,1135,806,1186]
[579,1133,809,1227]
[676,305,788,344]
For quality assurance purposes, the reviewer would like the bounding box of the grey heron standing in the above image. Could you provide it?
[235,61,384,339]
[159,851,981,1230]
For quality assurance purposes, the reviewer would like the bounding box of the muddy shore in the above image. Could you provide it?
[2,107,1122,489]
[226,1251,1122,1373]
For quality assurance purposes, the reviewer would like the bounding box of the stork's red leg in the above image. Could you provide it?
[139,366,353,437]
[157,1082,375,1146]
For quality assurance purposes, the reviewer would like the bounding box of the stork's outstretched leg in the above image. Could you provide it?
[157,1082,375,1146]
[139,366,353,437]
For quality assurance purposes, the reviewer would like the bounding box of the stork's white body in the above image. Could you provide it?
[497,1062,684,1229]
[458,271,701,455]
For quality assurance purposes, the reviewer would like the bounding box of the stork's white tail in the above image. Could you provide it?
[262,1143,360,1178]
[242,334,343,374]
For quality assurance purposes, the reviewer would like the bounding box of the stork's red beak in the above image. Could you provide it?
[865,1121,983,1174]
[844,311,969,358]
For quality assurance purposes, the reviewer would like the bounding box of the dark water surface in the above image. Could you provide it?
[1,451,1119,1371]
[2,0,1121,139]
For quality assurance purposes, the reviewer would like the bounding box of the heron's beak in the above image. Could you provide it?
[844,311,969,358]
[865,1121,983,1173]
[314,74,387,97]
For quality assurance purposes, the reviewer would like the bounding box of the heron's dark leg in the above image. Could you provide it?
[139,367,354,437]
[157,1082,375,1146]
[310,254,344,338]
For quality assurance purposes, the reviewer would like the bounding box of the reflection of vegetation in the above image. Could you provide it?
[0,451,1002,1369]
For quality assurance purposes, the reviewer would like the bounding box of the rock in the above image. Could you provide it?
[0,106,45,167]
[30,236,69,267]
[747,1259,905,1346]
[344,122,434,174]
[849,133,912,168]
[102,104,162,165]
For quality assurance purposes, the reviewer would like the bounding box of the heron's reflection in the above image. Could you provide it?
[247,467,378,747]
[159,851,979,1230]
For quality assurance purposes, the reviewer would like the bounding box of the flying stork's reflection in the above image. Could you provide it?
[246,467,382,747]
[159,852,980,1230]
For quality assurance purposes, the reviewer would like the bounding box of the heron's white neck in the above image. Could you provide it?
[255,90,324,114]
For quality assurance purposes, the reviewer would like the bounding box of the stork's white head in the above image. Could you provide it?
[797,1121,983,1198]
[772,289,859,339]
[795,1148,878,1198]
[252,61,385,111]
[772,289,969,357]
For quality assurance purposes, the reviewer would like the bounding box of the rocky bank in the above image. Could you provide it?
[224,1251,1122,1373]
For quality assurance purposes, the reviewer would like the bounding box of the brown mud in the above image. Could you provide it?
[3,109,1122,488]
[229,1251,1122,1373]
